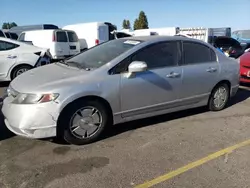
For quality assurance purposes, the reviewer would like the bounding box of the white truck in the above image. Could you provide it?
[130,27,179,36]
[63,22,117,51]
[127,27,231,45]
[178,27,231,44]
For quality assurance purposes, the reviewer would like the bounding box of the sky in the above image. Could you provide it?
[1,0,250,32]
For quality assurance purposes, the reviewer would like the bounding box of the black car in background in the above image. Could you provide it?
[4,32,18,40]
[214,36,244,58]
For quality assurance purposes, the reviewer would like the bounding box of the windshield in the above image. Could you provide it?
[65,39,142,69]
[241,30,250,39]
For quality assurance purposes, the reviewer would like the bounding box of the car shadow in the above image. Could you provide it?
[0,111,15,141]
[103,87,250,141]
[1,87,250,143]
[0,81,10,88]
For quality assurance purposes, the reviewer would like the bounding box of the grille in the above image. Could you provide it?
[241,75,250,80]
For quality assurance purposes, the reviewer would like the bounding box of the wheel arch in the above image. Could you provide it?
[57,95,114,126]
[10,63,34,80]
[210,80,231,99]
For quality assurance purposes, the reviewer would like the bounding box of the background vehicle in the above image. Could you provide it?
[178,27,231,43]
[9,24,59,36]
[18,29,80,60]
[238,51,250,83]
[131,27,178,36]
[2,36,239,145]
[62,22,117,50]
[232,30,250,52]
[0,30,6,38]
[0,37,51,81]
[214,36,244,58]
[4,31,18,40]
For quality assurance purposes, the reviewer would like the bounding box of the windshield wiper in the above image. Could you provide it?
[57,60,92,71]
[57,60,83,69]
[66,61,84,69]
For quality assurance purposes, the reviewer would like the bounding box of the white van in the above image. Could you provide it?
[63,22,117,50]
[18,29,80,60]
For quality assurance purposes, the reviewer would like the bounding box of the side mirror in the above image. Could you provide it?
[128,61,148,73]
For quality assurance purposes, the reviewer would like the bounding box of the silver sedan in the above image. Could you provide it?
[1,36,239,145]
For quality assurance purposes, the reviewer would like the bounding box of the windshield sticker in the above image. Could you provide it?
[124,40,141,45]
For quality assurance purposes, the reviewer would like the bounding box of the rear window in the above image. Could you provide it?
[5,32,11,38]
[43,24,59,29]
[67,32,78,42]
[241,30,250,39]
[56,31,67,42]
[9,32,18,40]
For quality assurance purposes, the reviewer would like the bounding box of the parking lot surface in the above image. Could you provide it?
[1,84,250,188]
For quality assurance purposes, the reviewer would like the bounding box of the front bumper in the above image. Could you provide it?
[240,75,250,83]
[1,97,60,139]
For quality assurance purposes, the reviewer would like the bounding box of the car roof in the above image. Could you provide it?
[123,35,209,45]
[0,36,38,46]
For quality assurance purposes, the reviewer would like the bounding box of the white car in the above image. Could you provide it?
[0,37,51,81]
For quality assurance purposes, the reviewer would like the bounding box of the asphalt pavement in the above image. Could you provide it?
[1,84,250,188]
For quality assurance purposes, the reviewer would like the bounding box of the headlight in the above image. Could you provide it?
[12,93,59,104]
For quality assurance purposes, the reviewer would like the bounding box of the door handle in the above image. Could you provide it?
[7,55,17,59]
[166,72,180,78]
[206,67,217,73]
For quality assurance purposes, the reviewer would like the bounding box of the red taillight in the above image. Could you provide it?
[95,39,99,45]
[52,33,56,41]
[231,50,236,54]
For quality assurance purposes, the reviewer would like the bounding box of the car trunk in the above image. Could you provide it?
[214,37,243,58]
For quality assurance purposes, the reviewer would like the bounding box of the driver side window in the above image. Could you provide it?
[110,41,180,74]
[131,42,179,69]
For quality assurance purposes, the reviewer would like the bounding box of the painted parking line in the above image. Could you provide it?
[135,139,250,188]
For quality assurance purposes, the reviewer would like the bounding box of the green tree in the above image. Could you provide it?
[2,22,17,29]
[133,19,139,30]
[137,11,149,29]
[126,20,131,29]
[122,19,131,29]
[122,19,127,29]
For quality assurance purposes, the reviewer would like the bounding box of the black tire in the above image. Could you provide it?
[11,65,32,80]
[208,83,230,111]
[58,100,109,145]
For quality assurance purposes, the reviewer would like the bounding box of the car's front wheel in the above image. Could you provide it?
[208,83,230,111]
[58,100,109,145]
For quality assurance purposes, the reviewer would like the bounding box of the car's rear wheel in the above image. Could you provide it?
[208,83,230,111]
[11,65,32,80]
[58,100,109,145]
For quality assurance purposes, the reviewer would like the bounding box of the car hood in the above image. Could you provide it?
[10,63,90,93]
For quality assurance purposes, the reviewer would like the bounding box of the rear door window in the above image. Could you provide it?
[183,42,214,65]
[67,31,78,42]
[0,41,19,51]
[56,31,68,42]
